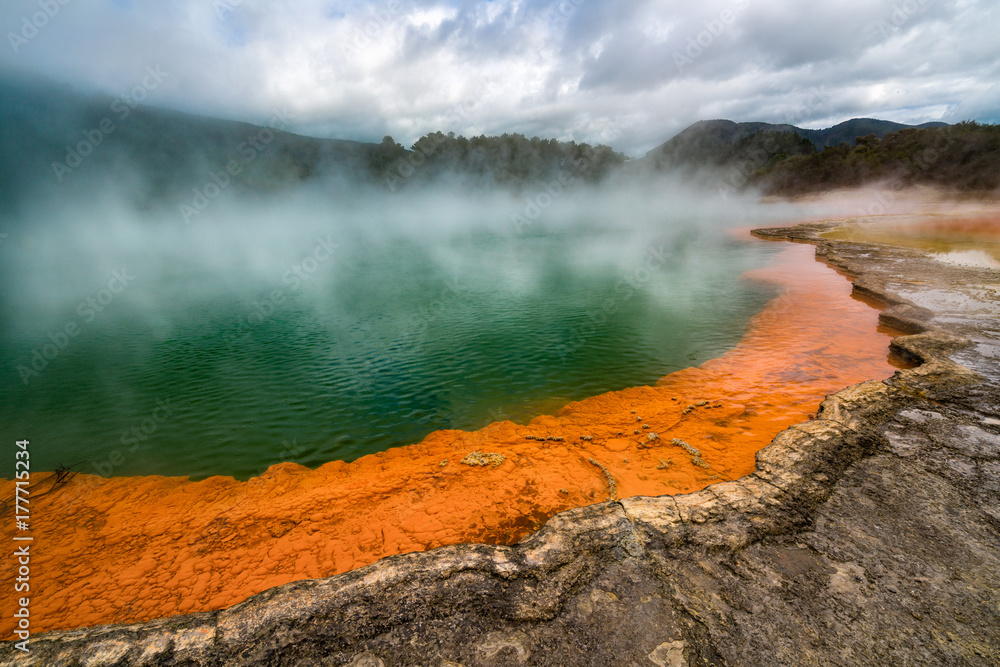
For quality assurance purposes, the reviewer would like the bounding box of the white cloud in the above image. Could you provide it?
[0,0,997,155]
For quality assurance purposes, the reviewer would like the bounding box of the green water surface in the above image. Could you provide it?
[1,210,779,480]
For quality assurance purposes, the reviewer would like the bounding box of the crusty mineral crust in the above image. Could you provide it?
[4,220,999,666]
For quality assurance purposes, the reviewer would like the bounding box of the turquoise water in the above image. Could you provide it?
[0,194,780,480]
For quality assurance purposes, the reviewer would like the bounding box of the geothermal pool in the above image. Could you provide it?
[0,228,907,636]
[0,199,781,480]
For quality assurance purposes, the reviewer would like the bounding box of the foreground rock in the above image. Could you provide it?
[3,219,999,665]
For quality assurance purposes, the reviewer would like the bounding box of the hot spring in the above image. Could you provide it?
[0,186,784,480]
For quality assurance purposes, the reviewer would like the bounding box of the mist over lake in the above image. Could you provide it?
[0,183,786,480]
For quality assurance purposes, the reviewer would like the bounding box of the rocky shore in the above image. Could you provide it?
[3,215,999,666]
[0,237,900,639]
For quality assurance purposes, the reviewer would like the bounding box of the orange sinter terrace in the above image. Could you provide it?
[0,235,907,635]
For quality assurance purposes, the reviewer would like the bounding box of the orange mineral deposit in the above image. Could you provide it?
[0,237,904,635]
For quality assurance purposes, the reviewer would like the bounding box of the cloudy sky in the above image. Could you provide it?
[2,0,998,155]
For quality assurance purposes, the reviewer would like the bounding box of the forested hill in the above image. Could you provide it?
[639,118,948,173]
[637,117,997,196]
[378,132,626,191]
[751,122,1000,195]
[3,73,994,206]
[0,74,626,210]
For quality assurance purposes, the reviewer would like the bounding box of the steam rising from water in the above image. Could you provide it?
[1,166,825,479]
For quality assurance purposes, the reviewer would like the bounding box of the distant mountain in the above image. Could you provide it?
[0,75,625,210]
[0,74,392,211]
[752,121,1000,195]
[1,75,986,208]
[797,118,948,149]
[640,117,949,173]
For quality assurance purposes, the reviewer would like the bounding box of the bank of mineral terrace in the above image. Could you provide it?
[2,211,999,666]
